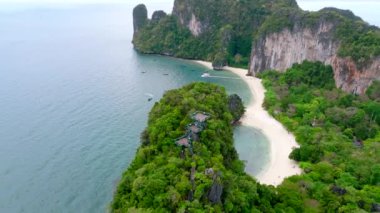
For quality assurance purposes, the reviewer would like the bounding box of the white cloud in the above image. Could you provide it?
[0,0,378,26]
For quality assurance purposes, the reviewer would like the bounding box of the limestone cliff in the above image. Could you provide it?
[250,22,338,74]
[249,9,380,94]
[332,56,380,94]
[173,0,205,36]
[172,0,298,37]
[132,2,380,93]
[151,10,167,23]
[132,4,148,35]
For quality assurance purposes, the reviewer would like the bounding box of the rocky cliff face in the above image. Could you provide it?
[250,22,338,74]
[172,0,205,36]
[249,21,380,94]
[332,56,380,94]
[151,10,167,23]
[132,1,379,94]
[133,4,148,34]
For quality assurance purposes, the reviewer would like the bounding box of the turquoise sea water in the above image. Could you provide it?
[234,126,270,176]
[0,4,269,212]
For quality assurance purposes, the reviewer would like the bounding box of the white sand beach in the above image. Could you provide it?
[195,60,302,186]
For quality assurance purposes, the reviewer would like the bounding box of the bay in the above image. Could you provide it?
[0,4,269,212]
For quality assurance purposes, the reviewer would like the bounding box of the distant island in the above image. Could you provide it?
[111,0,380,212]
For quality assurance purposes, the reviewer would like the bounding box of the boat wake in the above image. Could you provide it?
[201,73,240,80]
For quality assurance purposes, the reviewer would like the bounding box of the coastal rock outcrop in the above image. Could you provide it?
[173,0,205,36]
[249,10,380,94]
[332,56,380,94]
[132,4,148,34]
[250,22,338,75]
[152,10,167,23]
[132,1,380,94]
[227,94,245,123]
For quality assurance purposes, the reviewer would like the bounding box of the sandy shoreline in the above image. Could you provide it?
[194,60,301,186]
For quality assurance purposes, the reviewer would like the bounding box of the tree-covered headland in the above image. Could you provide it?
[112,83,271,212]
[112,64,380,211]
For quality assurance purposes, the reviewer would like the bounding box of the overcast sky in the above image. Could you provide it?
[0,0,378,26]
[0,0,168,3]
[298,0,380,26]
[0,0,378,5]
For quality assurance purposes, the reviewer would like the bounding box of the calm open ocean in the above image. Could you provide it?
[0,3,269,212]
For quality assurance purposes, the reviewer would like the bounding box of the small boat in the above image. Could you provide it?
[145,93,154,102]
[201,73,210,78]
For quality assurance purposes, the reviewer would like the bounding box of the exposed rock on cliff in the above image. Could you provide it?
[131,1,380,94]
[332,57,380,94]
[173,3,203,36]
[132,4,148,34]
[172,0,298,37]
[250,22,338,74]
[227,94,245,123]
[152,10,167,23]
[249,9,380,94]
[132,0,298,68]
[172,0,208,36]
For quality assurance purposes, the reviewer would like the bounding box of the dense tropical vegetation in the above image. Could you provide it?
[133,0,299,69]
[124,3,380,210]
[258,61,380,212]
[257,7,380,66]
[112,65,380,211]
[112,83,275,212]
[133,0,380,69]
